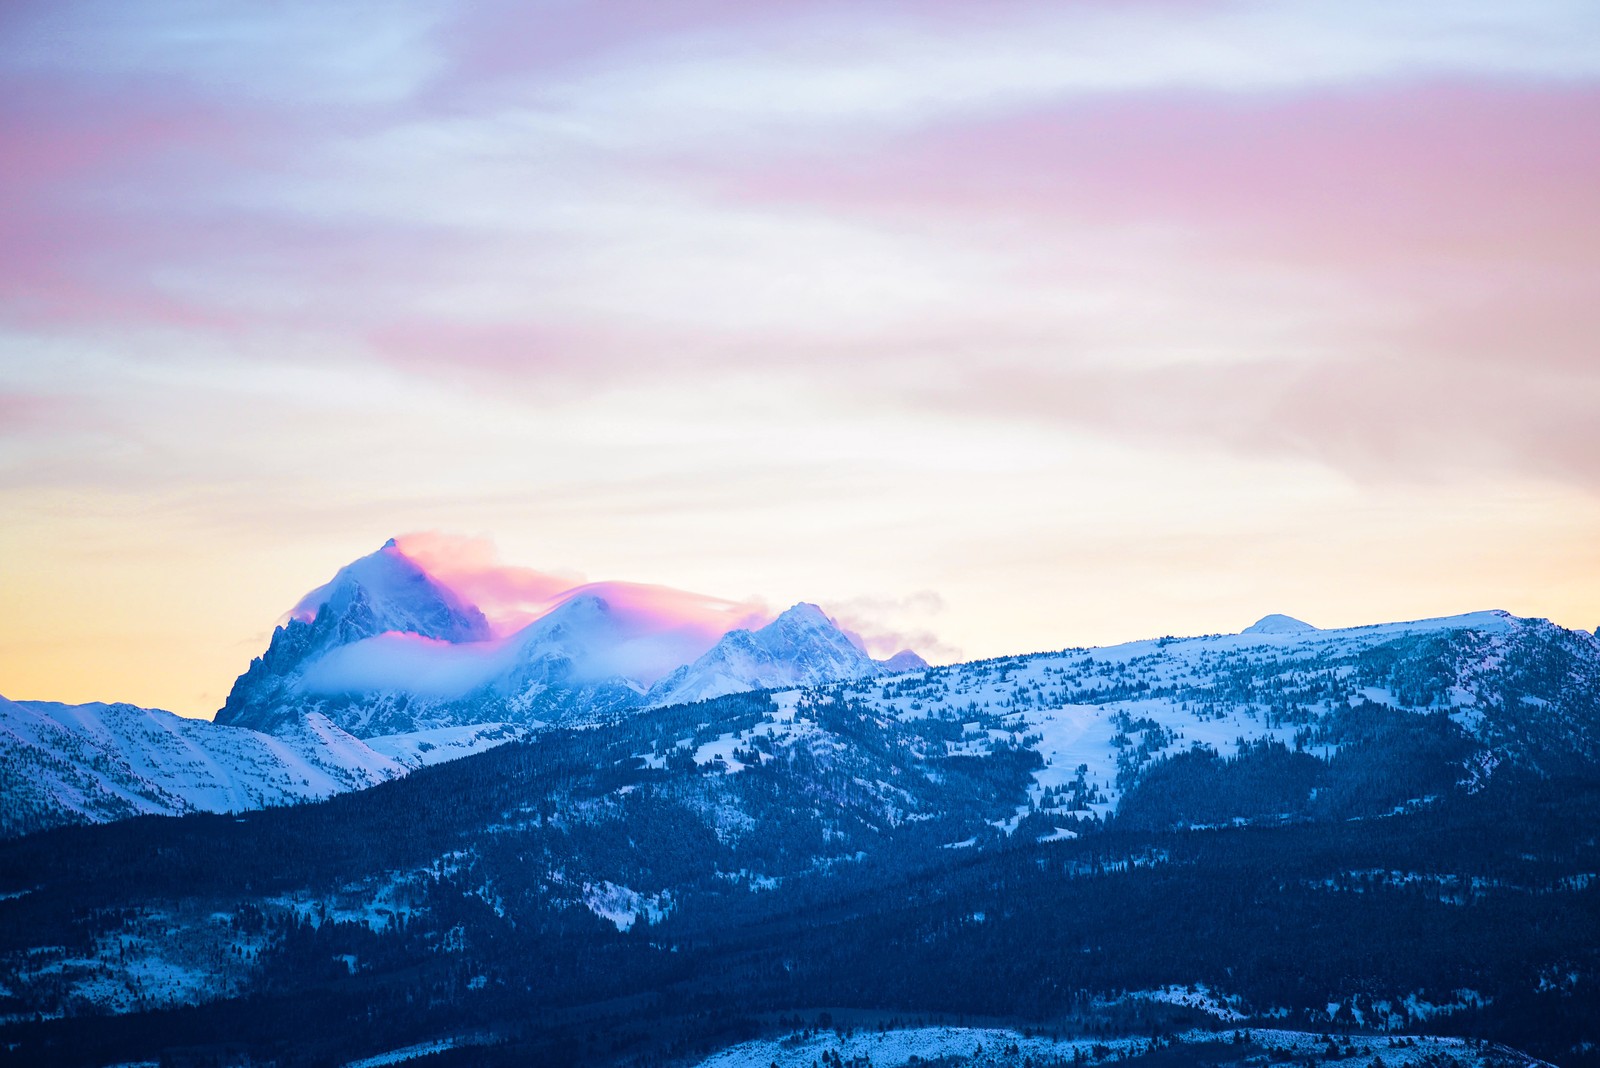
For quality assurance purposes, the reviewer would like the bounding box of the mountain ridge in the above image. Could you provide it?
[216,543,917,738]
[2,603,1596,1067]
[645,602,896,707]
[5,601,1585,840]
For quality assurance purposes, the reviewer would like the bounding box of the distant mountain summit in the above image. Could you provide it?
[290,538,492,645]
[1241,613,1318,635]
[646,603,893,707]
[217,544,920,737]
[880,648,931,672]
[216,540,493,733]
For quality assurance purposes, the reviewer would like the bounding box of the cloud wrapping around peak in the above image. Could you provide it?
[299,632,504,698]
[391,531,577,633]
[287,533,942,693]
[391,532,771,641]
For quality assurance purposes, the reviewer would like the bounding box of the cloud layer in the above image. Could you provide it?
[2,1,1597,714]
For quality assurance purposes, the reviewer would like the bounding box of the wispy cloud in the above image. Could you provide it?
[4,0,1599,713]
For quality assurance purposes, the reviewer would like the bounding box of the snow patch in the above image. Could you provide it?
[581,881,672,931]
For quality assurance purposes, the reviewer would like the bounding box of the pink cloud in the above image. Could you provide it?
[6,2,1595,500]
[435,0,1106,87]
[391,532,580,633]
[536,580,774,682]
[390,532,947,670]
[392,531,771,641]
[546,580,770,636]
[367,322,638,386]
[0,391,67,433]
[702,81,1600,487]
[439,0,799,82]
[0,69,285,332]
[717,82,1600,269]
[382,533,782,684]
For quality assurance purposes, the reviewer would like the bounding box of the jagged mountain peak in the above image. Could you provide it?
[531,591,613,628]
[216,542,492,731]
[746,602,846,647]
[772,601,830,626]
[506,592,654,664]
[646,602,884,707]
[290,540,490,645]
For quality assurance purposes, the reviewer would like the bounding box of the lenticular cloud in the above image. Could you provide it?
[392,532,771,640]
[391,532,578,634]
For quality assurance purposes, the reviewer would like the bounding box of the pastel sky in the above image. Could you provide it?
[2,1,1598,717]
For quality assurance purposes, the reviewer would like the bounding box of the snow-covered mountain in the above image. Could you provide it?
[808,607,1600,833]
[879,648,932,672]
[5,604,1595,1066]
[0,695,525,839]
[1241,613,1319,635]
[1,545,927,835]
[292,537,492,645]
[646,603,902,707]
[0,696,395,838]
[16,595,1588,845]
[217,543,919,737]
[217,539,492,733]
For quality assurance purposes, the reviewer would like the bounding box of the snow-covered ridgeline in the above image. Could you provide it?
[692,1023,1515,1068]
[657,610,1577,839]
[0,696,523,838]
